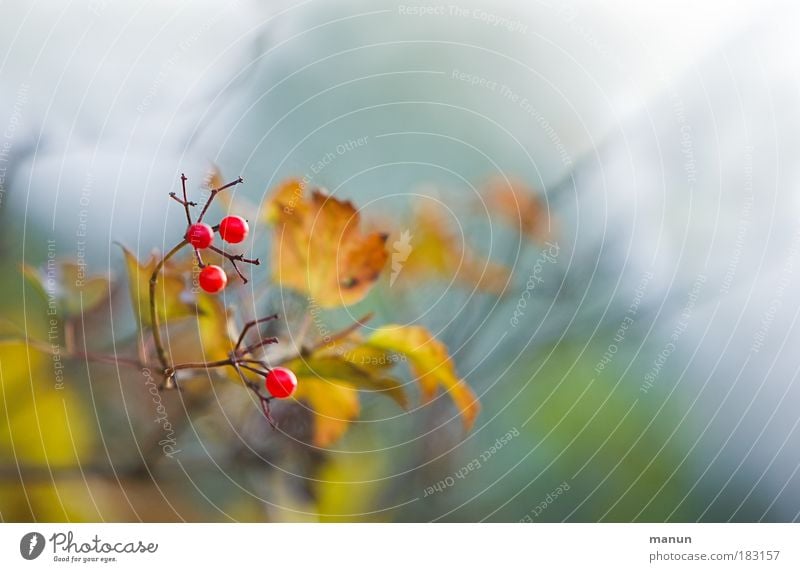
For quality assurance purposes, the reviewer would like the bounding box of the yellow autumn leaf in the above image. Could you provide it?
[367,325,480,430]
[390,202,511,294]
[22,262,110,317]
[0,340,93,523]
[291,355,408,409]
[294,377,360,447]
[287,353,408,447]
[0,481,99,522]
[0,342,92,468]
[167,293,236,368]
[316,446,387,522]
[272,187,388,308]
[120,245,195,326]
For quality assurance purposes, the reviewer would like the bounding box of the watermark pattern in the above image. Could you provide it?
[75,172,93,287]
[510,241,559,327]
[390,229,413,286]
[594,270,653,374]
[136,4,240,113]
[720,146,753,296]
[279,137,371,216]
[519,481,571,521]
[543,2,615,63]
[20,532,46,560]
[87,0,111,17]
[450,69,573,167]
[44,240,66,390]
[750,219,800,353]
[306,294,406,364]
[141,368,180,457]
[423,427,519,497]
[0,82,29,211]
[299,136,370,190]
[640,274,706,394]
[48,530,158,562]
[397,5,528,34]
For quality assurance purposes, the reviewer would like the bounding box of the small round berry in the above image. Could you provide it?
[218,216,249,244]
[198,265,227,294]
[265,367,298,399]
[186,223,214,249]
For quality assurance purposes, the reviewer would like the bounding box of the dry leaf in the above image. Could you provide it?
[263,178,306,224]
[272,188,388,307]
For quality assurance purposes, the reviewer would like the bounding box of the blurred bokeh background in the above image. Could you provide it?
[2,0,800,522]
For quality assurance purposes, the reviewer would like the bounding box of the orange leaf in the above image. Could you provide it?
[263,178,306,224]
[481,177,551,241]
[390,202,511,294]
[272,187,388,307]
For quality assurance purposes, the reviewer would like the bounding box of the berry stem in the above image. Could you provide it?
[239,362,269,377]
[179,173,194,225]
[234,314,279,351]
[197,176,243,223]
[149,239,188,380]
[208,244,259,284]
[300,312,374,357]
[239,337,279,356]
[194,248,206,268]
[171,357,236,371]
[23,337,149,369]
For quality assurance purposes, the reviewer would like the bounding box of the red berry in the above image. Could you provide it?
[265,367,297,399]
[218,216,249,244]
[198,265,227,293]
[186,223,214,249]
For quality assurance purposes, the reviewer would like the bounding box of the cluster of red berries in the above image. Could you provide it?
[186,216,249,293]
[188,217,297,399]
[170,174,297,401]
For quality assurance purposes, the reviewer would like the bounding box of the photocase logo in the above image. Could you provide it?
[390,230,413,286]
[20,532,45,560]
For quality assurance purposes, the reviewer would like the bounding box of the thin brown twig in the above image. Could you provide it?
[208,245,259,284]
[240,337,279,356]
[25,338,149,369]
[181,173,191,213]
[149,239,188,377]
[301,312,374,357]
[197,176,243,223]
[239,363,269,377]
[168,173,195,226]
[194,248,206,268]
[235,314,279,351]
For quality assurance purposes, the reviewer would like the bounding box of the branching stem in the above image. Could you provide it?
[149,239,188,377]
